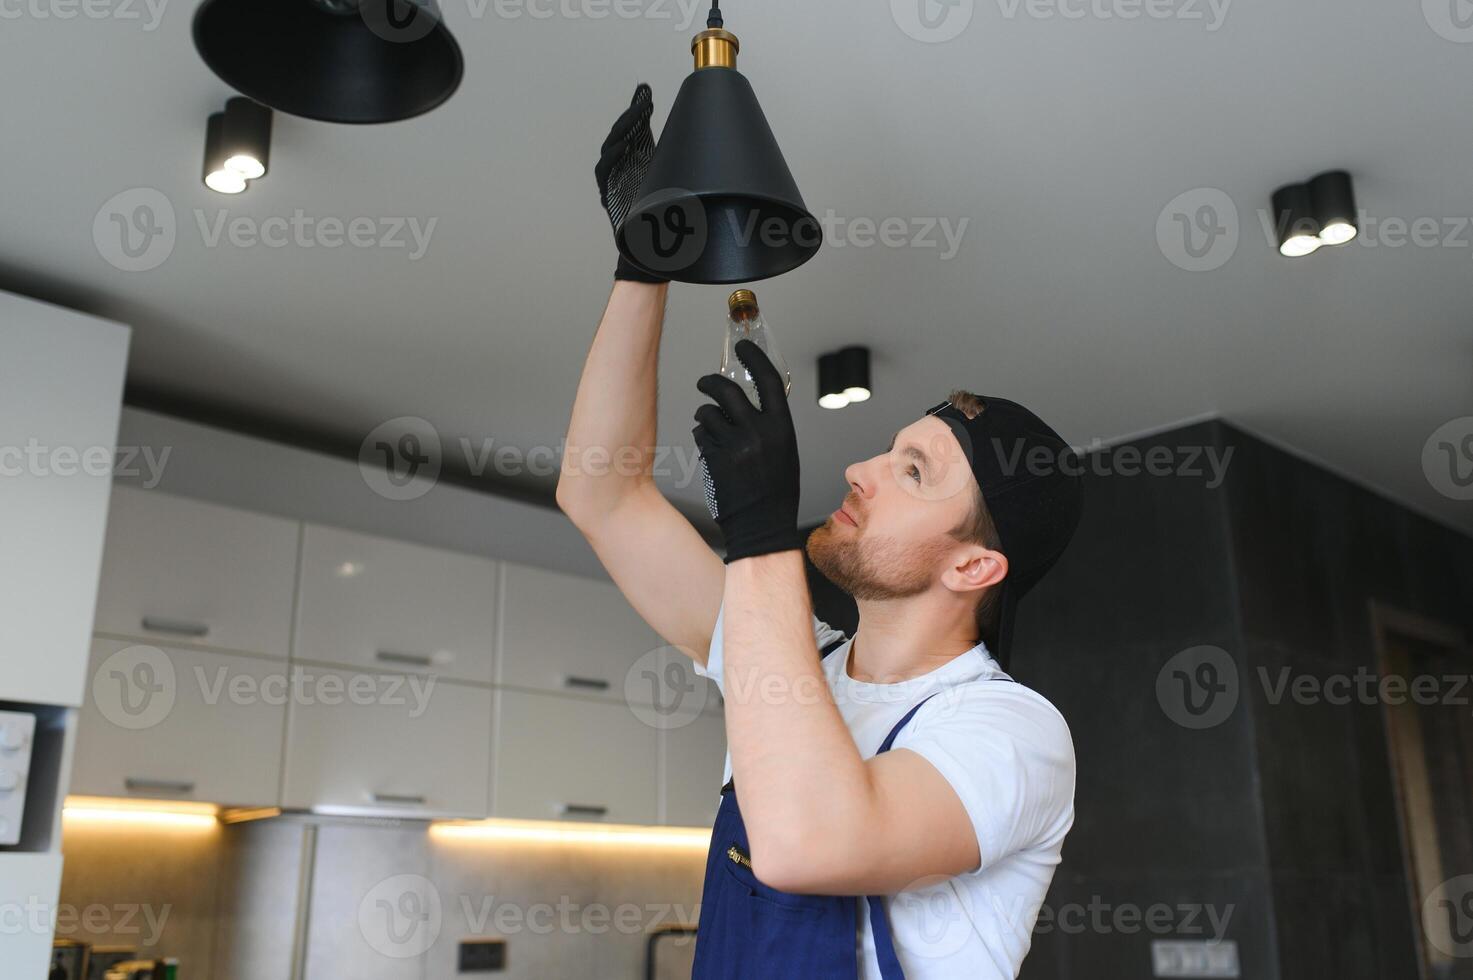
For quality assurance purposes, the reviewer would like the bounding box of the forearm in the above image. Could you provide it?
[556,281,670,519]
[722,552,876,886]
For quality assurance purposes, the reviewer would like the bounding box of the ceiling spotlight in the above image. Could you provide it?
[818,352,848,410]
[1271,183,1320,257]
[1309,170,1357,246]
[203,112,247,194]
[837,346,871,403]
[817,346,872,409]
[221,97,272,179]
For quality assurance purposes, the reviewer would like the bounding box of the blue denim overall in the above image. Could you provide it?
[691,640,937,980]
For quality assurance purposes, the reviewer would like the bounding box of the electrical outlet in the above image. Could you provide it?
[458,939,506,973]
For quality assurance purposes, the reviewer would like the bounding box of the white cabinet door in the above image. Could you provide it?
[663,710,726,828]
[94,486,300,659]
[282,665,490,818]
[497,563,663,703]
[0,294,128,707]
[493,689,658,824]
[71,638,285,805]
[295,524,498,684]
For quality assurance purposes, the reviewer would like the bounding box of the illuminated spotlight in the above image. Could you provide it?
[838,346,871,403]
[817,352,849,410]
[1271,182,1321,257]
[1309,170,1357,246]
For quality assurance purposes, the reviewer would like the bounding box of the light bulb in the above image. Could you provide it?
[719,289,791,408]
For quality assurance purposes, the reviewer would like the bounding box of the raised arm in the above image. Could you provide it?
[556,84,724,664]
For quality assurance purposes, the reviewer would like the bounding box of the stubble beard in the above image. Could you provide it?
[805,519,950,601]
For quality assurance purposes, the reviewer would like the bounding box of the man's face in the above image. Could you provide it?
[806,416,980,600]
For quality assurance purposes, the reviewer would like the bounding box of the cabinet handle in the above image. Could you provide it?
[372,792,427,806]
[125,777,196,794]
[141,617,209,638]
[563,675,610,691]
[559,803,609,818]
[376,651,433,667]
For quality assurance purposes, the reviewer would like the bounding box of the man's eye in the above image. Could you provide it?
[907,465,922,483]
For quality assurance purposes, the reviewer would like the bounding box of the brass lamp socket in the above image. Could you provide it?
[692,28,739,69]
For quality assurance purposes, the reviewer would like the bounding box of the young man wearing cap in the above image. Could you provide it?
[556,87,1083,979]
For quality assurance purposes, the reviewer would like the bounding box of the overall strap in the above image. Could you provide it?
[866,690,940,980]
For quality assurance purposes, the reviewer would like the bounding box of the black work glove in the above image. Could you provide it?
[595,84,667,284]
[692,340,802,563]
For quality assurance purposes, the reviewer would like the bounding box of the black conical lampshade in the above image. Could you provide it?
[615,26,820,284]
[193,0,463,125]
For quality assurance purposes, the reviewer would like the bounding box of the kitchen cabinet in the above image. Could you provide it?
[1,294,128,708]
[295,524,498,684]
[93,486,300,659]
[662,709,727,828]
[71,638,285,805]
[282,664,491,818]
[493,688,658,824]
[497,562,664,703]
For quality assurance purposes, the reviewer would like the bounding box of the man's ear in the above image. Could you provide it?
[943,546,1008,597]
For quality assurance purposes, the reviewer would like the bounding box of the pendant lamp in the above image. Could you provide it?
[192,0,463,124]
[615,2,821,284]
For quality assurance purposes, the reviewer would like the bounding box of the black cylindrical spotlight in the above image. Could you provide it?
[837,346,871,403]
[221,97,272,180]
[1271,183,1320,257]
[818,352,847,410]
[203,112,246,194]
[1309,170,1356,246]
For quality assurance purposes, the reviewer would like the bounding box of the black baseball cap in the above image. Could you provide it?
[923,396,1084,666]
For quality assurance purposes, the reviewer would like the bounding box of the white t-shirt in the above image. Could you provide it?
[696,602,1075,980]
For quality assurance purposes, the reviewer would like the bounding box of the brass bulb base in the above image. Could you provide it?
[728,288,758,318]
[692,28,738,69]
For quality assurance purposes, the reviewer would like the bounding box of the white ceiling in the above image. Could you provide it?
[3,0,1470,533]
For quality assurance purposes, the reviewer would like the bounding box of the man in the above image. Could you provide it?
[556,85,1083,979]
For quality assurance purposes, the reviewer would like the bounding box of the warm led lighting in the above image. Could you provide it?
[1279,234,1320,258]
[64,797,218,829]
[205,169,247,194]
[431,818,712,849]
[1318,220,1356,246]
[224,153,266,179]
[818,392,850,410]
[843,386,871,403]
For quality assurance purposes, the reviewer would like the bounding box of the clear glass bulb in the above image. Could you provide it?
[719,289,791,409]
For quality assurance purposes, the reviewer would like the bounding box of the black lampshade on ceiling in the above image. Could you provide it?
[615,3,820,284]
[192,0,463,124]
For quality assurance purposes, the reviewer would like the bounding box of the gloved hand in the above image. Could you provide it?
[692,340,802,563]
[595,84,667,284]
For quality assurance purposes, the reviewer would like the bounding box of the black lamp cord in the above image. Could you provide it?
[707,0,722,29]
